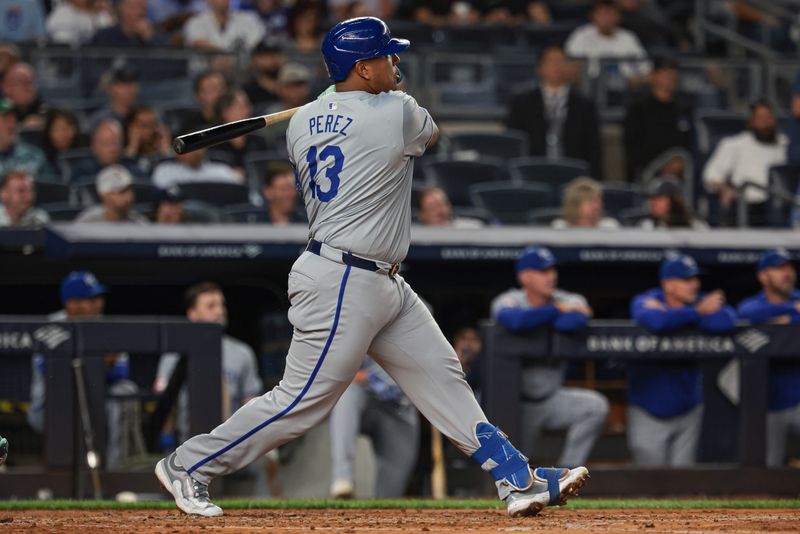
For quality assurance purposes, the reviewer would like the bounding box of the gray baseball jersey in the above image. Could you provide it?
[286,90,435,264]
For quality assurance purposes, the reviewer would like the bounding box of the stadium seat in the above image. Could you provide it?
[469,181,554,224]
[244,151,290,190]
[602,185,646,218]
[41,202,82,222]
[73,178,162,207]
[449,130,530,160]
[423,158,507,207]
[222,204,270,223]
[57,148,95,182]
[34,180,71,205]
[767,164,800,227]
[176,182,251,208]
[695,111,746,156]
[526,206,562,226]
[182,200,222,223]
[520,22,581,49]
[508,157,590,191]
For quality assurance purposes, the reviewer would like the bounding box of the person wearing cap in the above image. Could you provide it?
[88,67,141,130]
[623,56,694,182]
[184,0,266,53]
[490,246,609,467]
[265,62,313,115]
[737,249,800,466]
[0,97,51,181]
[75,164,149,223]
[154,186,185,224]
[628,254,736,466]
[639,177,707,230]
[0,170,50,227]
[27,271,140,467]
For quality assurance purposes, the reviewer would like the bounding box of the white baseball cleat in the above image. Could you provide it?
[504,466,589,518]
[330,478,354,499]
[155,452,223,517]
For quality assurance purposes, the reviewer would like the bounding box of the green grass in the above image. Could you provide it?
[0,498,798,511]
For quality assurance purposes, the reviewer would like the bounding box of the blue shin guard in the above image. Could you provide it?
[472,423,532,495]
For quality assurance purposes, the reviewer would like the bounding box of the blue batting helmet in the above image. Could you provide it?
[322,17,410,82]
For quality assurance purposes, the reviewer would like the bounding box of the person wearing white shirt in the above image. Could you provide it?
[152,146,242,189]
[46,0,113,46]
[703,100,787,227]
[565,0,648,79]
[184,0,265,52]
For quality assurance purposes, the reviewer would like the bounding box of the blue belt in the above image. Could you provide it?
[306,239,400,278]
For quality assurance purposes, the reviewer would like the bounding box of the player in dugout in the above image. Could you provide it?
[737,248,800,467]
[491,246,609,468]
[628,255,736,466]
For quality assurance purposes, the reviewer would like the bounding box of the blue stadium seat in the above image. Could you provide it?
[34,180,71,205]
[177,182,251,208]
[508,157,590,191]
[244,151,290,190]
[449,130,530,160]
[768,164,800,227]
[182,200,222,223]
[602,184,646,218]
[57,148,95,182]
[695,111,746,157]
[41,202,82,222]
[222,204,269,223]
[423,158,507,208]
[469,181,555,224]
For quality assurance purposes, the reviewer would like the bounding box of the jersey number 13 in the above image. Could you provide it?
[306,145,344,202]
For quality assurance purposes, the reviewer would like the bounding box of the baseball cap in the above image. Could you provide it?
[647,177,683,198]
[652,55,679,71]
[0,98,13,114]
[516,246,556,273]
[660,255,700,281]
[757,248,792,272]
[107,66,139,85]
[278,63,311,85]
[96,165,133,195]
[158,185,184,204]
[60,271,107,304]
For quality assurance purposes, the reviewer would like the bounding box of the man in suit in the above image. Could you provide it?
[506,45,603,179]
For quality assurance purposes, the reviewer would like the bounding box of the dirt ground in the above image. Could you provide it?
[0,508,798,534]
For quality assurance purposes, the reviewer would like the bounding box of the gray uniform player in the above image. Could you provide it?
[155,17,589,518]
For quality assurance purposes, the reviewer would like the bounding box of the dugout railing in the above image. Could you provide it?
[0,317,222,499]
[481,320,800,496]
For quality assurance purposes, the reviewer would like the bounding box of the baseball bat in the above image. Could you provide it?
[431,427,447,499]
[172,107,300,155]
[72,358,103,499]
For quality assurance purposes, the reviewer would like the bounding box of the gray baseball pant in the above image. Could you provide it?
[521,387,608,467]
[176,251,487,485]
[329,382,419,497]
[627,404,703,466]
[766,403,800,467]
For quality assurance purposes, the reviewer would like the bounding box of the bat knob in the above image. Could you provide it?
[172,138,186,155]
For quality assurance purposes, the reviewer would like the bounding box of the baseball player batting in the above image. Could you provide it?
[155,16,589,518]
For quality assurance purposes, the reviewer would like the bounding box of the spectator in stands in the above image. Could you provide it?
[552,177,620,229]
[0,98,51,180]
[702,99,787,227]
[28,271,141,468]
[0,0,46,42]
[287,0,324,54]
[737,249,800,467]
[148,0,206,23]
[184,0,266,52]
[565,0,648,79]
[248,0,291,45]
[42,110,83,172]
[628,254,736,466]
[88,67,141,130]
[265,63,312,114]
[261,165,305,224]
[506,46,603,179]
[330,0,394,21]
[617,0,678,49]
[152,145,240,189]
[491,246,609,467]
[213,89,267,171]
[2,62,47,130]
[179,70,228,133]
[46,0,114,46]
[154,186,185,224]
[623,56,693,183]
[0,170,49,227]
[70,119,125,180]
[123,105,171,175]
[243,43,285,110]
[90,0,168,47]
[484,0,551,25]
[75,164,149,223]
[416,187,484,228]
[787,70,800,165]
[412,0,481,26]
[638,177,706,230]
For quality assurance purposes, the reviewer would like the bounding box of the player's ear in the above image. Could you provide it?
[354,60,371,80]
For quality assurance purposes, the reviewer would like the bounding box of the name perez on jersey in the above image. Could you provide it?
[308,114,354,137]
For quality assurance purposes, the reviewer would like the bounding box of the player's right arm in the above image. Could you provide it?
[490,293,559,332]
[738,297,797,324]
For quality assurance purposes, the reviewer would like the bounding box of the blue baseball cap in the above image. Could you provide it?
[659,255,700,281]
[60,271,107,304]
[516,246,556,273]
[757,248,792,272]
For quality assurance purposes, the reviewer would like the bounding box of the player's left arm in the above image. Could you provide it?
[401,93,438,156]
[698,304,738,333]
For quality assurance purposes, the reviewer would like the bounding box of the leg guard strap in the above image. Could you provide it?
[471,422,532,491]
